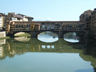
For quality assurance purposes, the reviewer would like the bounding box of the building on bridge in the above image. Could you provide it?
[90,9,96,37]
[80,8,96,39]
[0,13,34,31]
[80,10,92,29]
[0,13,5,31]
[0,8,96,38]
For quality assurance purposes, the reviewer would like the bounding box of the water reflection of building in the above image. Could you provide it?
[0,38,82,59]
[0,39,6,58]
[0,47,3,57]
[0,39,6,45]
[0,38,96,71]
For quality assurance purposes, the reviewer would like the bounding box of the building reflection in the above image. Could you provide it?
[0,38,96,72]
[0,38,82,59]
[0,39,6,59]
[82,39,96,72]
[0,46,3,58]
[0,39,6,45]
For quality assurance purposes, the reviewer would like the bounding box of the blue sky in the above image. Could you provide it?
[0,0,95,21]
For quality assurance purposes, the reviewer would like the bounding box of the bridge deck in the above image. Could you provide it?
[7,21,86,35]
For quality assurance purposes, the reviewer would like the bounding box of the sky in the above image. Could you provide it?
[0,0,95,21]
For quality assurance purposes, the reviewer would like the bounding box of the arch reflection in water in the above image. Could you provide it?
[42,45,55,49]
[64,32,79,43]
[14,37,30,42]
[38,31,58,43]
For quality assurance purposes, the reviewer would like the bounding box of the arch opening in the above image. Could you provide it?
[14,32,31,42]
[14,32,31,37]
[37,31,59,43]
[64,32,79,43]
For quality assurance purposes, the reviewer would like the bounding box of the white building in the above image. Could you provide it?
[10,13,33,22]
[0,16,4,30]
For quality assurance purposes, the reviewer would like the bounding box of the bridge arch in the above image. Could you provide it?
[37,31,59,43]
[7,31,31,38]
[14,32,31,37]
[63,32,80,43]
[37,31,59,36]
[63,31,87,44]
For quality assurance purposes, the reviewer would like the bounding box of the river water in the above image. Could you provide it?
[0,32,96,72]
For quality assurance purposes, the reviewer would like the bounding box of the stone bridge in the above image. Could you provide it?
[6,21,86,38]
